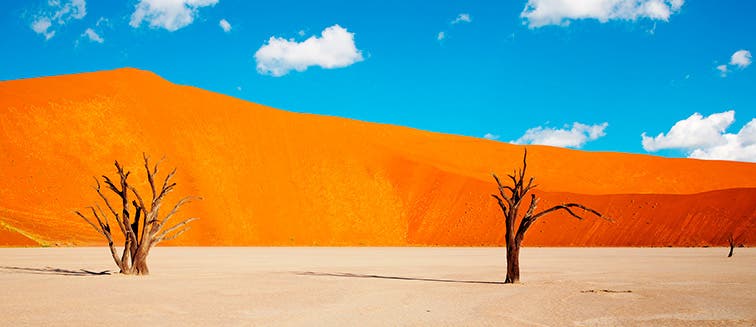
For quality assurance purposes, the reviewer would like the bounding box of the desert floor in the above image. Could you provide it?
[0,247,754,326]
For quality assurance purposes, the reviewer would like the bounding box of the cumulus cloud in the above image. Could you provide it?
[642,111,733,151]
[437,31,445,41]
[81,28,103,43]
[512,122,608,148]
[451,13,471,24]
[130,0,218,31]
[30,0,87,40]
[254,24,364,77]
[219,18,231,32]
[730,50,752,69]
[641,110,756,162]
[483,133,500,140]
[521,0,684,28]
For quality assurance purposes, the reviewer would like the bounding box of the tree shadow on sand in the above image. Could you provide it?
[296,271,504,285]
[0,266,112,276]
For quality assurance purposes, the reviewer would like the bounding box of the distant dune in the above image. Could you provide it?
[1,68,754,246]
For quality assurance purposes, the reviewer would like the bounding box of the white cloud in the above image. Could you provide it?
[76,17,107,46]
[30,0,87,40]
[642,111,733,151]
[130,0,218,32]
[254,24,364,77]
[95,17,108,27]
[438,13,471,42]
[50,0,86,22]
[641,110,756,162]
[512,122,608,148]
[717,49,751,77]
[31,18,55,40]
[717,64,729,77]
[81,28,103,43]
[219,18,231,32]
[730,50,752,69]
[521,0,684,28]
[451,13,471,24]
[483,133,500,140]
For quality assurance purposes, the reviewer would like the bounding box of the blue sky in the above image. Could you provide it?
[2,0,755,161]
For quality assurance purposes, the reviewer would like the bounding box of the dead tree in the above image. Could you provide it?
[728,234,735,257]
[492,149,610,283]
[75,154,199,275]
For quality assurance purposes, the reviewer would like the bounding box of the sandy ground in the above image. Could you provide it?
[0,247,754,326]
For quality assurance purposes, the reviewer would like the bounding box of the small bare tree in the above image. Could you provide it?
[726,233,747,257]
[492,149,610,283]
[75,154,199,275]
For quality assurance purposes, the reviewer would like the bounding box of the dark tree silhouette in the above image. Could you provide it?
[728,234,736,257]
[75,154,199,275]
[492,149,610,283]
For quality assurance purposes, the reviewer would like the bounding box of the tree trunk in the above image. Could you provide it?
[505,242,520,283]
[132,247,150,275]
[728,235,735,258]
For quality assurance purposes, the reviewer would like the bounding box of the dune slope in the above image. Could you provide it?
[0,68,754,246]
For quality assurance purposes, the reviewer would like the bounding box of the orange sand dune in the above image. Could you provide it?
[1,68,754,246]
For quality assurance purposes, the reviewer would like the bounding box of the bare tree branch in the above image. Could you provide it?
[154,218,198,244]
[492,174,513,208]
[154,196,200,230]
[160,226,190,242]
[143,153,157,201]
[75,210,102,235]
[491,194,508,217]
[128,185,145,211]
[531,203,607,222]
[101,175,121,196]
